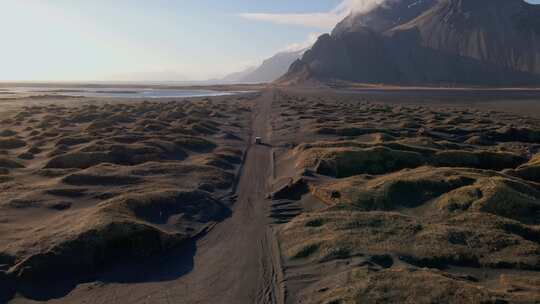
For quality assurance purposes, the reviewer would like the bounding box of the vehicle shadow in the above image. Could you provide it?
[257,142,273,148]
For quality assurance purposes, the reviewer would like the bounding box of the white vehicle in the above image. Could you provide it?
[255,137,262,144]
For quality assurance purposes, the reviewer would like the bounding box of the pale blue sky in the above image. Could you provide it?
[0,0,539,82]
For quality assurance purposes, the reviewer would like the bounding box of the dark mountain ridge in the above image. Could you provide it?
[280,0,540,86]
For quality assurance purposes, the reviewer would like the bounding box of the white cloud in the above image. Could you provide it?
[337,0,390,15]
[281,32,322,53]
[239,13,339,30]
[240,0,389,30]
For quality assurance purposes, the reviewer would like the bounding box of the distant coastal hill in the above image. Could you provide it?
[221,49,304,84]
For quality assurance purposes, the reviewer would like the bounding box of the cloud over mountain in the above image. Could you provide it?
[240,0,390,29]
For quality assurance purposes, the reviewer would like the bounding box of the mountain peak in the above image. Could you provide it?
[332,0,438,36]
[279,0,540,86]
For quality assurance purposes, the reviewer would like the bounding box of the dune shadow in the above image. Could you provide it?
[13,202,233,302]
[14,240,197,301]
[99,238,197,284]
[16,278,84,302]
[0,274,16,303]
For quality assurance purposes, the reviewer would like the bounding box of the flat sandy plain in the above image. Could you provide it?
[1,86,540,303]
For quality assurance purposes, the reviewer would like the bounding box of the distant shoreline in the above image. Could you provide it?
[0,85,261,100]
[0,81,267,92]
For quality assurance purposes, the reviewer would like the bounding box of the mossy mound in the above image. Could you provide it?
[0,130,17,137]
[45,152,114,169]
[312,167,480,210]
[56,136,92,147]
[296,167,540,270]
[0,158,24,169]
[192,154,236,170]
[300,267,527,304]
[8,217,186,283]
[45,188,87,198]
[280,210,540,270]
[128,162,235,191]
[488,127,540,143]
[106,143,187,165]
[433,150,526,170]
[3,190,227,284]
[62,172,142,186]
[312,166,540,225]
[435,177,540,225]
[321,267,514,304]
[108,190,228,225]
[45,141,188,169]
[174,136,217,152]
[298,147,426,178]
[316,127,389,137]
[0,176,13,184]
[507,153,540,183]
[0,138,26,150]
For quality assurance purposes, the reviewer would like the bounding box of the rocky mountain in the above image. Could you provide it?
[280,0,540,86]
[238,49,304,83]
[332,0,438,35]
[219,66,257,83]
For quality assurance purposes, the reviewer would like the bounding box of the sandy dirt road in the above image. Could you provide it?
[12,89,283,304]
